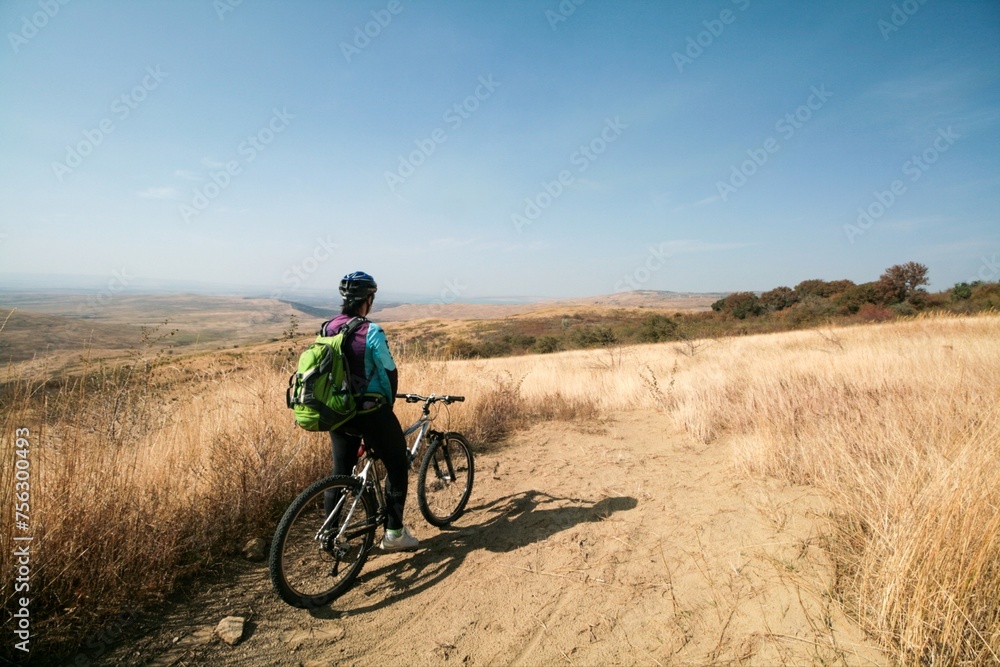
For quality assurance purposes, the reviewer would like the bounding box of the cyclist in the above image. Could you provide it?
[322,270,418,552]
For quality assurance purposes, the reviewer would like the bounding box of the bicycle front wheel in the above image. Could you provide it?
[269,475,376,608]
[417,432,475,527]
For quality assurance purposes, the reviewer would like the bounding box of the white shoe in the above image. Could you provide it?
[380,525,419,552]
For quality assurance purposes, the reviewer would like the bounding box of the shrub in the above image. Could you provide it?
[636,314,679,342]
[572,326,618,348]
[533,336,561,353]
[950,282,973,301]
[795,279,833,299]
[787,295,838,326]
[474,339,512,358]
[443,338,477,359]
[464,371,524,444]
[835,282,881,314]
[856,303,895,322]
[891,301,917,317]
[712,292,763,319]
[759,286,797,312]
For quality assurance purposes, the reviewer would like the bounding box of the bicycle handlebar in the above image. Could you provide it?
[395,393,465,405]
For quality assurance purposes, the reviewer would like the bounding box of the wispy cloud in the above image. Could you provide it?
[137,186,178,199]
[174,169,203,181]
[428,237,477,250]
[670,195,721,214]
[865,73,968,103]
[426,237,547,254]
[858,69,1000,137]
[880,216,948,233]
[660,239,757,255]
[692,195,720,207]
[919,238,997,259]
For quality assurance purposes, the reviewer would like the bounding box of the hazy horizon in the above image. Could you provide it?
[0,270,729,304]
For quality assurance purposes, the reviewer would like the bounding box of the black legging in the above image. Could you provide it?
[325,404,409,530]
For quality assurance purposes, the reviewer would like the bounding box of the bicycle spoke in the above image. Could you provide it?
[417,434,474,527]
[269,476,376,608]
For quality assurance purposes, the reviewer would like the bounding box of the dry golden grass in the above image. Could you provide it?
[0,352,327,646]
[437,312,1000,664]
[0,343,560,655]
[1,313,997,663]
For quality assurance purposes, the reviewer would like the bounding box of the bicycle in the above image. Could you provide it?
[269,393,475,609]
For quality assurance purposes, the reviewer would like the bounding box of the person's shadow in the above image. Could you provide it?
[309,491,637,617]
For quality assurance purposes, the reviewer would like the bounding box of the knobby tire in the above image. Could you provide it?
[269,475,376,608]
[417,432,475,527]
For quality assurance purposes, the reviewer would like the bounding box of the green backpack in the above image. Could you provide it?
[286,317,367,431]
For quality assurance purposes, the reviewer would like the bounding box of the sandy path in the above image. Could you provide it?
[101,412,887,666]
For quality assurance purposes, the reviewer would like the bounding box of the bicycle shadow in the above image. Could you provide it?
[309,490,637,618]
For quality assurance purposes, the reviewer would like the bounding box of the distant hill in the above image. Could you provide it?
[0,294,320,368]
[374,290,721,322]
[562,290,724,308]
[277,300,339,320]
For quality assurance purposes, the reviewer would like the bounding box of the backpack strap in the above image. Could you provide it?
[318,316,367,337]
[338,316,367,337]
[337,316,372,395]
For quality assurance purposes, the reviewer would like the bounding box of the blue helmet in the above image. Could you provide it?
[339,271,378,300]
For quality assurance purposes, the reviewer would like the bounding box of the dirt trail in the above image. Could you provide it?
[101,412,887,666]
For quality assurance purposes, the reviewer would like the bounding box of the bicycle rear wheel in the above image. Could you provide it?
[417,432,475,527]
[269,475,376,608]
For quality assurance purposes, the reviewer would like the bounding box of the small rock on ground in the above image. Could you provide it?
[243,537,267,561]
[215,616,245,646]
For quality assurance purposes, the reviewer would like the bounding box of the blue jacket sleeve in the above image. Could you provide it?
[365,323,397,401]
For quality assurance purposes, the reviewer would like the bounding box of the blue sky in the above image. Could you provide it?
[1,0,998,300]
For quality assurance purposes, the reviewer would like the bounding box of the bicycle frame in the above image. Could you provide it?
[328,406,441,544]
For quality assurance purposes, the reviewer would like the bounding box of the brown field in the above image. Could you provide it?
[373,291,719,322]
[1,311,998,665]
[0,294,328,383]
